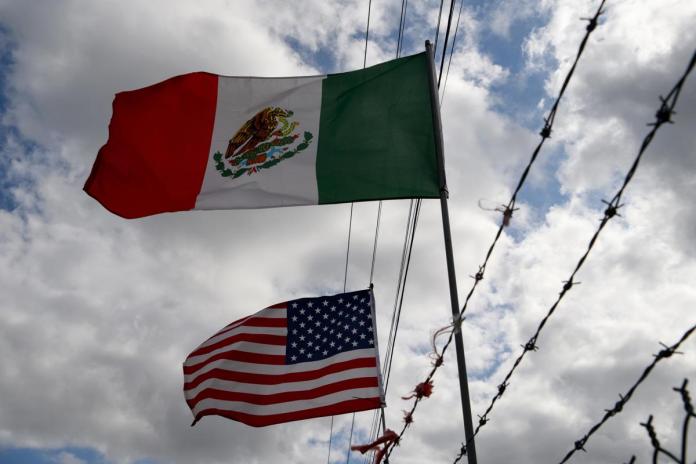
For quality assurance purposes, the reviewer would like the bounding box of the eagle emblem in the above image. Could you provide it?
[213,107,313,179]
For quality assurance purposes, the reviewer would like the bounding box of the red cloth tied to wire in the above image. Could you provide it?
[401,379,434,400]
[351,429,399,464]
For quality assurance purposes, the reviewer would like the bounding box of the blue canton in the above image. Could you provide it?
[286,289,375,365]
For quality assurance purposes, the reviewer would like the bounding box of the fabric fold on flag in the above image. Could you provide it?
[85,52,439,218]
[183,288,385,427]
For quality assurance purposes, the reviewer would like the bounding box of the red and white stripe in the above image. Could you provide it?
[183,304,383,427]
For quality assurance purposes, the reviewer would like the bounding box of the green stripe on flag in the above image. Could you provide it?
[316,53,440,204]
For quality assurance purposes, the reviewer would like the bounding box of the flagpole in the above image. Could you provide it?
[425,40,478,464]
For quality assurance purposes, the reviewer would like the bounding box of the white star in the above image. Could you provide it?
[330,341,335,347]
[315,345,319,351]
[338,298,343,304]
[360,333,366,339]
[359,321,365,326]
[352,341,358,347]
[308,341,313,346]
[307,302,313,308]
[345,302,351,307]
[368,327,373,332]
[331,306,336,311]
[300,348,305,354]
[323,350,328,356]
[359,309,365,314]
[315,308,321,314]
[308,353,313,358]
[338,311,343,317]
[315,321,321,327]
[323,326,328,332]
[308,328,313,334]
[292,315,298,321]
[360,298,365,303]
[315,333,321,339]
[344,324,350,330]
[337,333,342,339]
[331,319,336,324]
[351,316,357,322]
[292,342,298,348]
[300,335,306,341]
[291,355,297,361]
[323,314,329,319]
[353,295,358,300]
[300,309,305,315]
[345,337,351,343]
[368,314,372,319]
[293,329,298,334]
[308,315,313,321]
[337,345,343,351]
[329,329,335,334]
[292,302,298,308]
[322,337,327,343]
[323,300,329,306]
[300,322,305,328]
[369,339,374,345]
[351,328,357,334]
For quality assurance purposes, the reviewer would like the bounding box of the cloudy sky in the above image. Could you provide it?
[1,1,695,463]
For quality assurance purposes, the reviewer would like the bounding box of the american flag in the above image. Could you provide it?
[183,289,385,427]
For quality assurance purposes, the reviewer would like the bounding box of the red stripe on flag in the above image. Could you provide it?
[187,377,379,408]
[184,351,286,375]
[220,305,286,330]
[189,333,286,358]
[267,303,288,309]
[239,317,287,328]
[212,316,287,339]
[184,357,377,389]
[192,397,383,427]
[84,72,218,219]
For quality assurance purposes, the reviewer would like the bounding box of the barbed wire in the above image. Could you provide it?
[452,46,696,464]
[377,2,608,462]
[558,327,695,463]
[641,379,694,464]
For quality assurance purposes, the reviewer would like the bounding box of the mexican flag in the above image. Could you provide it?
[85,53,440,219]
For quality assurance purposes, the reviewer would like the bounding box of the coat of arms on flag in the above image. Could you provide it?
[183,288,385,427]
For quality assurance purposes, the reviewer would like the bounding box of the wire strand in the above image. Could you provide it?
[440,0,465,105]
[437,0,457,87]
[384,1,608,461]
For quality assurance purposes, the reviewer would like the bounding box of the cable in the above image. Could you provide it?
[396,0,409,57]
[369,201,382,285]
[433,0,446,55]
[343,203,354,293]
[440,0,465,105]
[344,2,375,461]
[437,0,457,87]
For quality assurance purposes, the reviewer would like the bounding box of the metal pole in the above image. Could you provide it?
[425,39,478,464]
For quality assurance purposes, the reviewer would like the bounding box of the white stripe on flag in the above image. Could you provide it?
[185,367,379,399]
[185,342,286,366]
[191,387,381,417]
[184,348,377,384]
